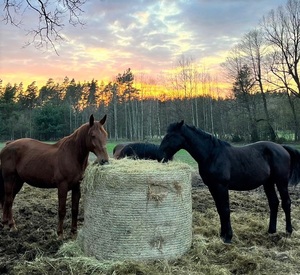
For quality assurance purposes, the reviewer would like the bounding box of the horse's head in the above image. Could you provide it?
[87,114,109,165]
[159,120,185,162]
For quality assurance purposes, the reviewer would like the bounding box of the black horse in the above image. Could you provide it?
[159,120,300,243]
[113,142,166,162]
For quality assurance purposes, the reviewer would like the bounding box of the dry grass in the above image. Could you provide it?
[10,162,300,275]
[82,158,193,191]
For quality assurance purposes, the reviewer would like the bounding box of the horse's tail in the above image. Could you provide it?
[283,145,300,185]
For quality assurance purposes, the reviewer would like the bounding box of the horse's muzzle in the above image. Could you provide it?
[99,159,109,165]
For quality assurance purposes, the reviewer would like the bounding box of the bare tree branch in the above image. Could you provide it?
[1,0,86,53]
[262,0,300,98]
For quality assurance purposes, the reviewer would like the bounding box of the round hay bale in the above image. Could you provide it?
[78,158,193,261]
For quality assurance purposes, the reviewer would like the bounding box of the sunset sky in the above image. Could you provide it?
[0,0,287,89]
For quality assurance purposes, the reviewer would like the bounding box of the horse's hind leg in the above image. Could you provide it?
[2,178,23,230]
[263,183,279,234]
[276,182,292,234]
[0,168,4,210]
[71,183,81,237]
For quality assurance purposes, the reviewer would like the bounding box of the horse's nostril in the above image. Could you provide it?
[100,159,109,165]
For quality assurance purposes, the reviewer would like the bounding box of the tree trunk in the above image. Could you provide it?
[286,91,300,141]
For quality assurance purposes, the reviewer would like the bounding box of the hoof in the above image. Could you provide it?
[9,225,18,232]
[57,234,64,241]
[2,223,9,230]
[70,231,77,240]
[286,227,293,235]
[286,231,292,238]
[221,236,232,244]
[268,228,276,234]
[223,239,232,244]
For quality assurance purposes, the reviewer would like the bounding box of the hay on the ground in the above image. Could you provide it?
[78,159,193,261]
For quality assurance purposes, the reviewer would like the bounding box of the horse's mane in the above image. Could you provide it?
[184,123,231,147]
[56,123,89,149]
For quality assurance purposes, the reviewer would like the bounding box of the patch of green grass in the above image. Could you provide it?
[0,142,5,151]
[173,149,197,168]
[106,142,117,157]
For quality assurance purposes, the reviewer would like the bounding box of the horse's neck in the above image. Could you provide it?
[182,126,214,164]
[59,126,90,165]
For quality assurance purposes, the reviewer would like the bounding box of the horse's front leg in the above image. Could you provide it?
[263,183,279,234]
[57,185,68,239]
[208,183,232,243]
[71,183,81,238]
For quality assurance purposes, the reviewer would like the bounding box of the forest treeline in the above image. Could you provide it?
[1,0,300,143]
[0,67,299,143]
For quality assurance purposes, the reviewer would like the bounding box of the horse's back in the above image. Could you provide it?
[248,141,290,166]
[2,138,53,150]
[113,143,130,159]
[0,138,59,186]
[1,138,56,163]
[234,141,289,161]
[118,142,162,161]
[231,141,290,183]
[204,141,291,191]
[118,143,142,158]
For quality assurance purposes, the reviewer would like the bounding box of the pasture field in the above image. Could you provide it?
[0,140,300,274]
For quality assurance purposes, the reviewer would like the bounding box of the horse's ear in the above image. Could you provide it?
[178,120,184,127]
[100,114,107,125]
[89,114,94,126]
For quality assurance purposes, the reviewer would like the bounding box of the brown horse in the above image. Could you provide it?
[0,114,109,238]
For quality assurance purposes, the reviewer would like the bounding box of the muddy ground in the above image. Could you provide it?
[0,171,300,274]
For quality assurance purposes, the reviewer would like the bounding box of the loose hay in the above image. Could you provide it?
[78,159,193,261]
[7,182,300,274]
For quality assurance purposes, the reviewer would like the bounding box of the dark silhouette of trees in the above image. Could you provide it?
[1,71,299,143]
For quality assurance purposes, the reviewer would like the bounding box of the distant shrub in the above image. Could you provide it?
[276,137,287,144]
[231,134,244,143]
